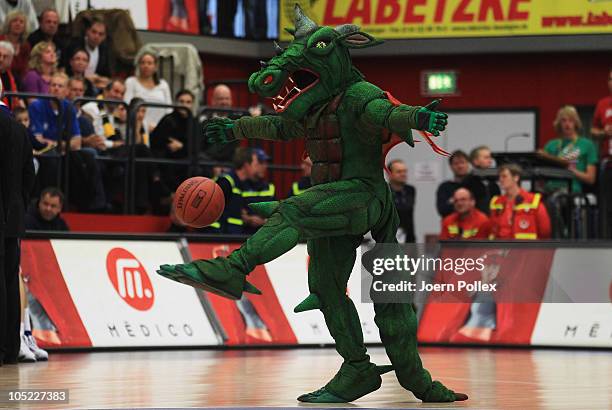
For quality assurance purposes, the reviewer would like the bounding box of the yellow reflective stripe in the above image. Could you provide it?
[448,225,459,234]
[224,174,236,188]
[490,196,503,210]
[232,188,242,195]
[515,193,541,211]
[292,182,307,196]
[227,217,244,225]
[209,222,221,228]
[242,184,275,197]
[462,228,478,238]
[515,232,537,239]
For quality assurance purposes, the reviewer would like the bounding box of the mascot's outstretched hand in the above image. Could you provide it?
[205,117,236,144]
[416,99,448,136]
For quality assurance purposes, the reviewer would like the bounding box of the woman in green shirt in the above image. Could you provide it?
[544,105,598,193]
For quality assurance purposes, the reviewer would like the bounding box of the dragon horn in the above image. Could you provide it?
[294,3,317,38]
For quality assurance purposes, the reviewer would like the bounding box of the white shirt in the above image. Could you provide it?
[85,39,99,77]
[123,76,172,127]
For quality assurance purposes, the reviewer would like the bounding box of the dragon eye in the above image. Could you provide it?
[315,41,327,49]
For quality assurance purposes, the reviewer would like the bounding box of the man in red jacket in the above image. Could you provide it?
[490,164,551,240]
[440,187,491,240]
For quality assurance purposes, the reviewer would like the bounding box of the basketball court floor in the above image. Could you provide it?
[1,346,610,409]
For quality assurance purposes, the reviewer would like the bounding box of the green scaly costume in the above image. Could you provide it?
[158,5,467,404]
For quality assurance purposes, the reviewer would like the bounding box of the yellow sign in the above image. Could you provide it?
[280,0,612,41]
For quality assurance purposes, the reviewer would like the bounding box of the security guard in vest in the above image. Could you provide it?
[440,187,491,240]
[287,155,312,198]
[208,147,263,234]
[242,148,276,235]
[489,163,551,240]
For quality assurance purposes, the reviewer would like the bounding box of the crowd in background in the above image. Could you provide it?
[0,3,609,241]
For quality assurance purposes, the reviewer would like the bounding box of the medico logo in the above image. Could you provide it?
[106,248,154,311]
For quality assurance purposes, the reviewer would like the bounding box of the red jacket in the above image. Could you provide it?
[440,208,491,240]
[489,189,551,240]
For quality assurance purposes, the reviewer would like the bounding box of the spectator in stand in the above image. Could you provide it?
[65,48,96,97]
[63,16,112,90]
[28,72,107,212]
[21,41,55,94]
[81,79,126,143]
[466,145,500,214]
[211,83,232,108]
[287,155,312,198]
[203,84,239,170]
[67,77,101,152]
[208,147,259,234]
[0,0,38,36]
[150,89,194,190]
[242,148,275,235]
[436,150,471,218]
[489,164,551,240]
[387,159,416,243]
[27,8,63,52]
[28,72,79,149]
[591,68,612,158]
[544,105,597,194]
[0,41,20,110]
[0,11,32,82]
[24,186,68,231]
[13,106,50,176]
[124,52,171,127]
[440,188,491,240]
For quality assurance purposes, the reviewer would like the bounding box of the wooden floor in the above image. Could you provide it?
[1,346,611,409]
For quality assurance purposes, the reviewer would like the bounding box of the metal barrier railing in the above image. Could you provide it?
[10,93,301,214]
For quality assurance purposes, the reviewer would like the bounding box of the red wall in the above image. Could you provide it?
[355,51,610,147]
[201,50,611,194]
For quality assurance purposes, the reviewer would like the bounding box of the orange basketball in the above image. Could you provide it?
[173,177,225,228]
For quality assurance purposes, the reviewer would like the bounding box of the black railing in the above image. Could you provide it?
[9,92,301,214]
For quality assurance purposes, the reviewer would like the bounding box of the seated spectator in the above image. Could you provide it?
[489,164,551,240]
[0,41,20,110]
[27,8,63,52]
[25,187,69,231]
[0,10,32,81]
[440,188,491,240]
[465,145,500,214]
[387,159,416,243]
[28,72,108,211]
[28,72,80,149]
[22,40,56,94]
[150,89,194,190]
[543,105,597,194]
[208,147,259,234]
[63,16,112,89]
[210,83,232,109]
[81,78,126,142]
[13,106,50,154]
[287,155,312,198]
[68,77,102,152]
[436,150,471,217]
[202,84,239,167]
[590,68,612,158]
[242,148,275,235]
[65,48,97,97]
[0,0,38,36]
[124,52,171,126]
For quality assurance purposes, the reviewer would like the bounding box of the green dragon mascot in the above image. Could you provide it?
[158,5,468,404]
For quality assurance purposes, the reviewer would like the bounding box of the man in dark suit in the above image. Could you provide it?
[63,16,113,86]
[387,159,416,243]
[0,98,35,366]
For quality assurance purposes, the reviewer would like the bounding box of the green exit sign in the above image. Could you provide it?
[422,71,458,96]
